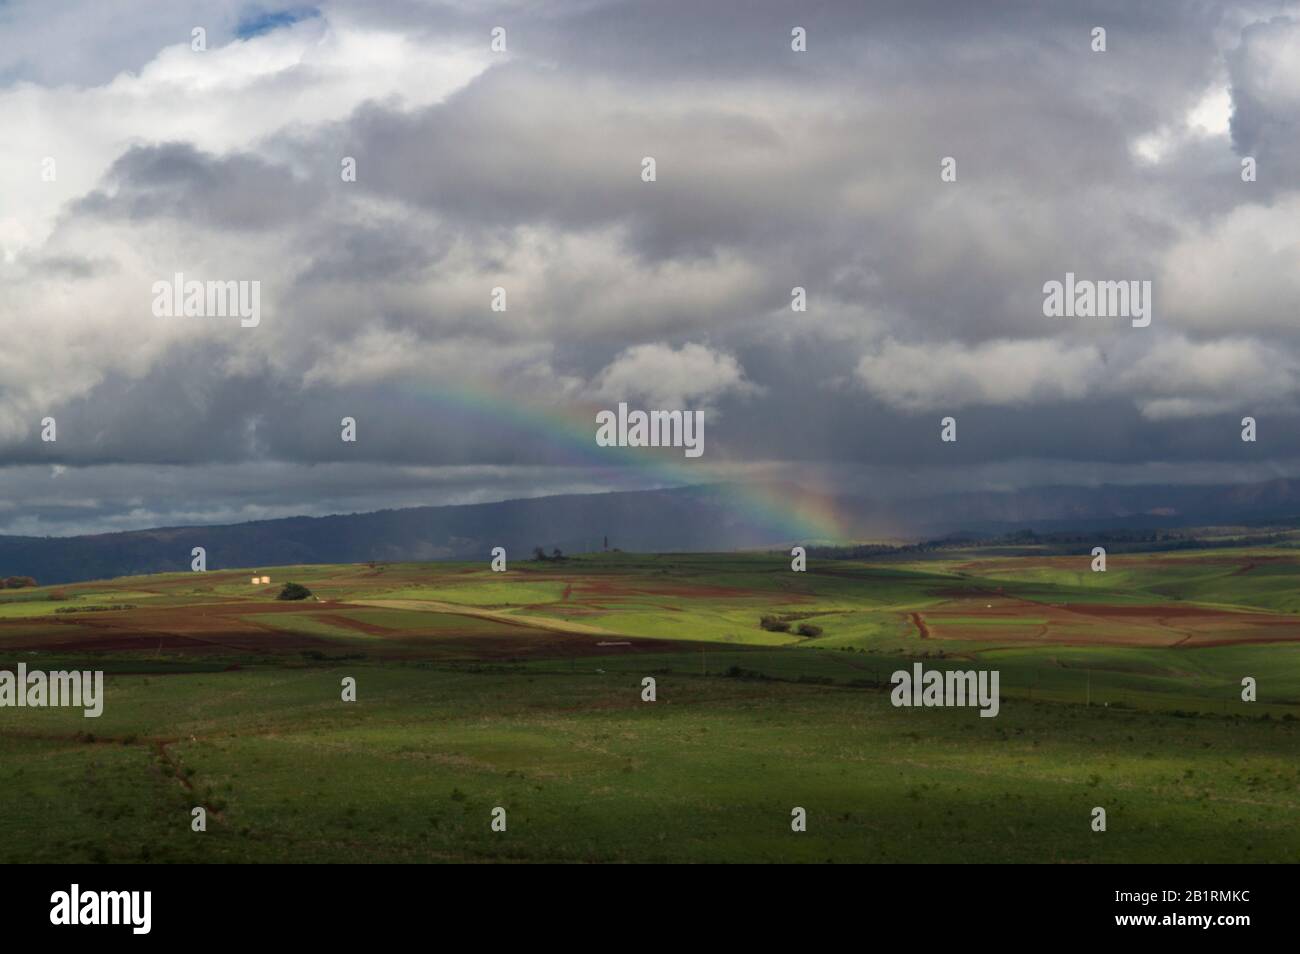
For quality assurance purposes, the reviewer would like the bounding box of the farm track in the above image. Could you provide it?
[354,598,633,638]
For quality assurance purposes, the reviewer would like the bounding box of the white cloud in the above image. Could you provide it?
[1131,81,1232,165]
[854,338,1104,412]
[1159,192,1300,333]
[855,332,1300,419]
[1118,335,1300,419]
[0,13,491,259]
[589,342,759,409]
[301,326,583,399]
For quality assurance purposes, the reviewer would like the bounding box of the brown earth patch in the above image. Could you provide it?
[1137,554,1298,568]
[1061,603,1254,619]
[0,594,725,663]
[920,597,1300,648]
[0,601,352,654]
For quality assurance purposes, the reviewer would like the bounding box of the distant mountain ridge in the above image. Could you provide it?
[0,485,785,585]
[6,478,1300,584]
[888,478,1300,535]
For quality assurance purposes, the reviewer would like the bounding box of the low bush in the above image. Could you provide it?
[277,582,312,601]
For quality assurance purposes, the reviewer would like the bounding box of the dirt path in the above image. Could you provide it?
[154,739,226,824]
[353,598,633,639]
[909,612,931,639]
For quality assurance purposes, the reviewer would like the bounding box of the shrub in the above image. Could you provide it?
[277,582,312,601]
[759,615,790,633]
[796,623,823,638]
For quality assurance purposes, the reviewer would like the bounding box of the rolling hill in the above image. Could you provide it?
[7,478,1300,585]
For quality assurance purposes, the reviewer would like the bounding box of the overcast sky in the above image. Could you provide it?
[2,0,1300,536]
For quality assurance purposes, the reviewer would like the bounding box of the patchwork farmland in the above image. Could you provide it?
[0,548,1297,862]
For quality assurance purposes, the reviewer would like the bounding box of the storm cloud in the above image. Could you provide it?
[2,0,1299,535]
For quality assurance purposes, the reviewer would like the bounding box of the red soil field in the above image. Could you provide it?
[0,597,711,661]
[917,595,1300,648]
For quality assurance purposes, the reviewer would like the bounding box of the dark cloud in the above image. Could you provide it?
[3,0,1300,534]
[73,143,320,231]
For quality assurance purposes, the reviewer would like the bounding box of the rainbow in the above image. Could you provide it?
[394,380,848,543]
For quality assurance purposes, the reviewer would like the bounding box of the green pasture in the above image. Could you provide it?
[0,665,1295,863]
[2,546,1299,862]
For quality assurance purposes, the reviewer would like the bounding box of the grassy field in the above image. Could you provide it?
[0,547,1296,862]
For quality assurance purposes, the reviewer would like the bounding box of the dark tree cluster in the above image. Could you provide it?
[276,582,312,601]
